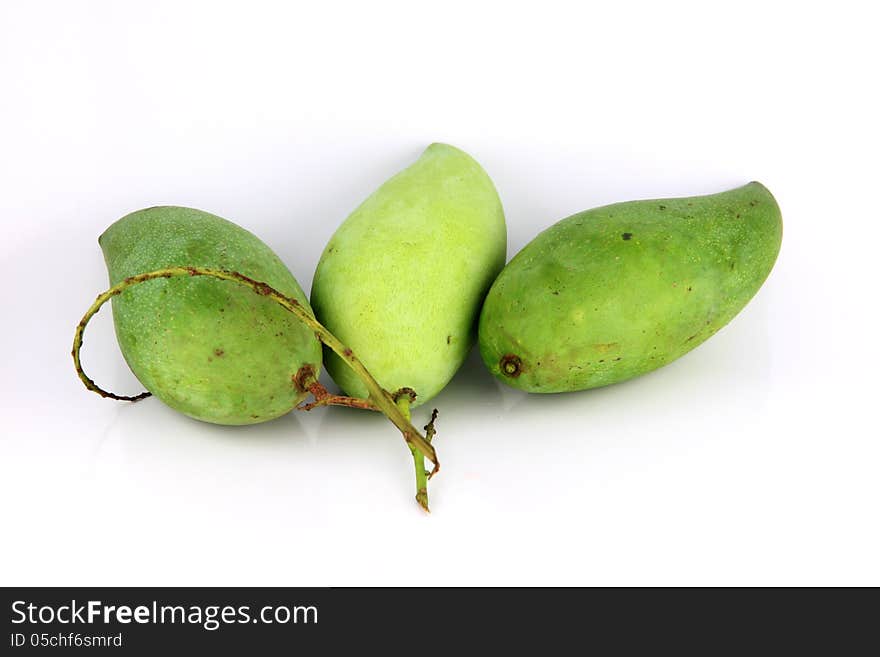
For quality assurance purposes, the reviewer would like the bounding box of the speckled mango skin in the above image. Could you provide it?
[311,143,506,405]
[478,182,782,392]
[100,207,321,424]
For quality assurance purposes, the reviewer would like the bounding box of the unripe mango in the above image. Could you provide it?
[478,182,782,392]
[100,207,321,424]
[311,143,506,405]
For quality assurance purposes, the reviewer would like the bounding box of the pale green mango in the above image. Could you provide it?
[479,182,782,392]
[100,206,322,424]
[311,143,506,405]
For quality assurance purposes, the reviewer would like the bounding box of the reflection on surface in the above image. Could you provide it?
[43,292,779,580]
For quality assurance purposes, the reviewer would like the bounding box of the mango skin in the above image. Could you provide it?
[100,207,321,424]
[311,143,506,405]
[478,182,782,392]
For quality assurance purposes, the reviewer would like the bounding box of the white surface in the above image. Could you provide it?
[1,1,877,586]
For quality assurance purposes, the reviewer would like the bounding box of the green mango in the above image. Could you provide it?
[478,182,782,392]
[311,143,506,405]
[100,206,322,424]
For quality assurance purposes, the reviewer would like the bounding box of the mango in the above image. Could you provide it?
[311,143,506,405]
[478,182,782,392]
[100,206,321,424]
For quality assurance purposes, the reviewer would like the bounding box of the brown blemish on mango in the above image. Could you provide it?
[500,354,523,377]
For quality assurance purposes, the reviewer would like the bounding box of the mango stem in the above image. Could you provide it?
[395,395,429,512]
[295,378,377,411]
[422,407,439,485]
[71,266,439,472]
[293,376,436,508]
[294,379,418,414]
[293,377,436,507]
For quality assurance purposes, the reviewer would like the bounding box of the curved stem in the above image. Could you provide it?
[396,395,429,513]
[71,266,438,471]
[292,375,436,506]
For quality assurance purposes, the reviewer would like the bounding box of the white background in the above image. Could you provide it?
[1,1,877,586]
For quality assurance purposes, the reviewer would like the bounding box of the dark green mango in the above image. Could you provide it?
[478,182,782,392]
[100,206,321,424]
